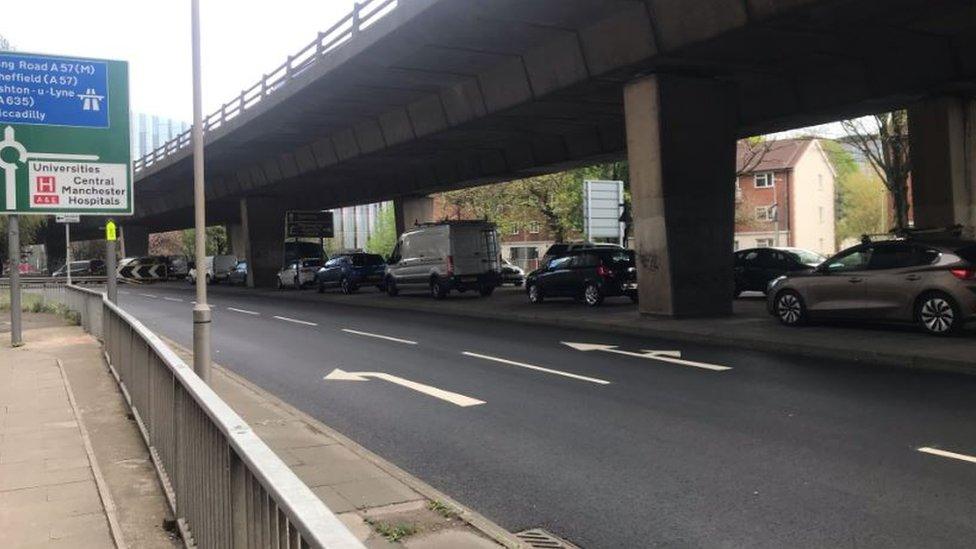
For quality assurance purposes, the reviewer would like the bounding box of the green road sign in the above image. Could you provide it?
[0,51,130,215]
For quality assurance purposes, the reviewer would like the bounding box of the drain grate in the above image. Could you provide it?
[516,528,579,548]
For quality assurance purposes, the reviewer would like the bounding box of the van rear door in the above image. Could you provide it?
[450,224,500,276]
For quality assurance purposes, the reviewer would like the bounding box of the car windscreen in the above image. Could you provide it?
[790,249,825,266]
[351,254,384,266]
[302,259,323,268]
[956,245,976,263]
[545,244,568,256]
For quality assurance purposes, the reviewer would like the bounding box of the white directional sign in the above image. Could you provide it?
[55,213,80,223]
[561,342,732,372]
[584,180,624,243]
[324,368,485,407]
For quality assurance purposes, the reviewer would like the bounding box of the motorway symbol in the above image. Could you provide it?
[324,368,485,407]
[561,342,732,372]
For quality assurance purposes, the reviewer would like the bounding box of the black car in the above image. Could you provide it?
[227,261,248,285]
[526,249,637,306]
[316,253,386,294]
[733,247,825,296]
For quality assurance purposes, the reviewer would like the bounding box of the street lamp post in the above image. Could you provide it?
[191,0,211,384]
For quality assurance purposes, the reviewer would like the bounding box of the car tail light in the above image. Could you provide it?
[447,255,455,276]
[596,263,611,278]
[950,268,976,280]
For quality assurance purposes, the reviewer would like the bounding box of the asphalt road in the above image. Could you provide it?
[117,282,976,548]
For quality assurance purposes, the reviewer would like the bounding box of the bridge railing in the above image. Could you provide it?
[59,285,363,548]
[134,0,399,175]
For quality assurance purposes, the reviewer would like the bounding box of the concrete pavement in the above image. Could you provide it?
[1,317,178,548]
[116,282,976,548]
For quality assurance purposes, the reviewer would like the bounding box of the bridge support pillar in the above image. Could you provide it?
[122,225,149,258]
[394,195,434,236]
[242,197,286,288]
[909,97,976,236]
[623,74,737,317]
[226,222,247,260]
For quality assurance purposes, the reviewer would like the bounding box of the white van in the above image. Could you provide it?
[385,221,501,298]
[187,254,237,284]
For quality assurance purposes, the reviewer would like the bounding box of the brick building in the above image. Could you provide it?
[735,138,837,255]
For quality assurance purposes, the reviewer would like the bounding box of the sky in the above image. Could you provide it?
[2,0,356,121]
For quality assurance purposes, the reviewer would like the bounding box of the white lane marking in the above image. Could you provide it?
[273,315,317,326]
[324,368,484,407]
[163,297,183,302]
[341,328,417,345]
[119,290,130,295]
[917,447,976,464]
[228,307,259,315]
[139,293,158,299]
[561,342,731,372]
[462,351,610,385]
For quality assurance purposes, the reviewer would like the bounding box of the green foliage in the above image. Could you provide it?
[365,206,397,257]
[363,518,417,542]
[0,216,48,270]
[180,226,228,256]
[836,168,887,245]
[439,162,628,242]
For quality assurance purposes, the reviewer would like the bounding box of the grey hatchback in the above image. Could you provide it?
[767,237,976,335]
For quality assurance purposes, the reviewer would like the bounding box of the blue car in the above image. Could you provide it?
[316,253,387,294]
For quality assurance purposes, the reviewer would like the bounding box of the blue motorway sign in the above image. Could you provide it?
[0,52,110,128]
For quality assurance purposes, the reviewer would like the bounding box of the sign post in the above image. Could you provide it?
[0,50,130,345]
[7,215,21,346]
[56,214,79,285]
[584,180,625,245]
[105,220,117,303]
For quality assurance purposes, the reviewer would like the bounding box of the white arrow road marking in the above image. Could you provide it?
[462,351,610,385]
[228,307,259,315]
[324,368,484,407]
[918,447,976,464]
[273,315,317,326]
[561,342,731,372]
[341,328,417,345]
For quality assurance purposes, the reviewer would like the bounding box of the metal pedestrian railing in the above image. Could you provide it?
[60,285,363,548]
[133,0,398,175]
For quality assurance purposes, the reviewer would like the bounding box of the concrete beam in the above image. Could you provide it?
[909,97,976,235]
[624,73,737,317]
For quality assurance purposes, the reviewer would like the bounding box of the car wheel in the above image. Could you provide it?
[774,290,806,326]
[317,280,324,293]
[340,277,355,295]
[583,283,604,307]
[628,292,639,304]
[294,276,302,290]
[205,274,212,285]
[430,277,448,299]
[916,292,963,336]
[385,277,399,297]
[276,276,283,290]
[528,283,543,304]
[478,285,494,297]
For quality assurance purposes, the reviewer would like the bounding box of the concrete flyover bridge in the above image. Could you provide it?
[109,0,975,315]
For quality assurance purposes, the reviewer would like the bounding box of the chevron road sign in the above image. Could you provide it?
[119,263,168,280]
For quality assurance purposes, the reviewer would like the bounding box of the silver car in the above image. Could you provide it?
[768,237,976,335]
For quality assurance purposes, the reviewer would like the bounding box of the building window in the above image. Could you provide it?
[755,205,774,222]
[819,206,824,224]
[754,172,774,188]
[756,238,774,248]
[528,221,541,234]
[818,174,824,191]
[510,225,520,236]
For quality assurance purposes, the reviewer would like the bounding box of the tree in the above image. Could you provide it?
[180,226,228,256]
[506,172,584,242]
[840,111,911,230]
[149,231,183,256]
[836,168,887,245]
[0,216,46,272]
[365,206,397,257]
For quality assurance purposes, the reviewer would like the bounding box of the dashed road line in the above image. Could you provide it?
[139,293,158,299]
[341,328,417,345]
[462,351,610,385]
[917,447,976,464]
[274,315,318,326]
[163,297,183,302]
[228,307,259,315]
